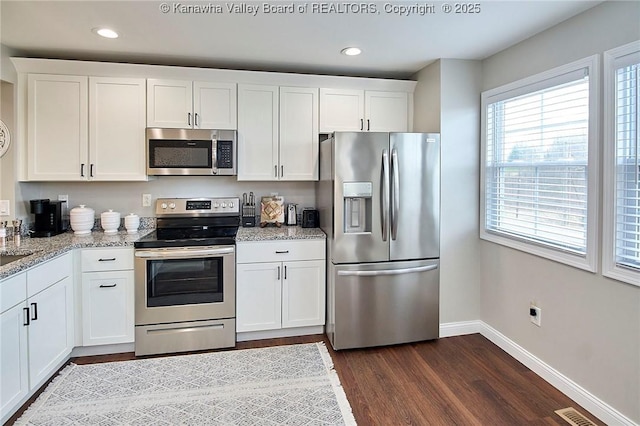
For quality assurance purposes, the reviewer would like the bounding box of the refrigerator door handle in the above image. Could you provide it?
[381,149,390,242]
[391,148,400,241]
[337,264,438,277]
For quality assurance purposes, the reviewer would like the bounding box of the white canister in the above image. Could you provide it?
[70,205,95,235]
[124,213,140,234]
[100,210,121,234]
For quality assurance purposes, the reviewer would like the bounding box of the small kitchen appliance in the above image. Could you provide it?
[301,208,320,228]
[30,199,67,238]
[286,203,298,226]
[133,197,240,356]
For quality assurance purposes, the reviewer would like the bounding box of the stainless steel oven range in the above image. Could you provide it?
[133,197,239,356]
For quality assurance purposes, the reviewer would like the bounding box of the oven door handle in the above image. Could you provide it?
[134,246,235,259]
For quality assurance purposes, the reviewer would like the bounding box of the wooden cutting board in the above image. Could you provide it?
[260,195,284,225]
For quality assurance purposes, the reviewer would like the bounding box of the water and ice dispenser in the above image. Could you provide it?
[343,182,372,234]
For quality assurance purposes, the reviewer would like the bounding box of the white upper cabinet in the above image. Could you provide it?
[89,77,146,181]
[320,88,410,132]
[28,74,88,181]
[147,79,236,129]
[238,84,318,181]
[237,84,279,181]
[279,86,319,181]
[27,74,146,181]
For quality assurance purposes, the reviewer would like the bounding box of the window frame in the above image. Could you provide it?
[480,55,600,272]
[603,41,640,287]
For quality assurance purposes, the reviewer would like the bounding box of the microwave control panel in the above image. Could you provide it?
[217,140,234,169]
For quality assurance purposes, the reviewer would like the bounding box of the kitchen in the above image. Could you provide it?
[1,1,639,425]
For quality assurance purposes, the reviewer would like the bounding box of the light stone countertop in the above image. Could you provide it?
[236,226,325,242]
[0,229,153,280]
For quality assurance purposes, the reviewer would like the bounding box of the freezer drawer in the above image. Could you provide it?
[329,259,439,350]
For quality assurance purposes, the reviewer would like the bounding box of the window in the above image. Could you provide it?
[480,56,599,271]
[604,41,640,286]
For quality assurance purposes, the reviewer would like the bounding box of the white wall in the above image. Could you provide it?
[17,179,316,222]
[413,59,483,324]
[480,1,640,423]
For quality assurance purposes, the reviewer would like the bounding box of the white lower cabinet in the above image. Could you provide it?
[0,253,73,424]
[236,240,326,334]
[81,248,134,346]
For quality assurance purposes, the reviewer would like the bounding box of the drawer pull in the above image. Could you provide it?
[98,258,116,262]
[275,250,289,254]
[30,302,38,321]
[99,284,117,288]
[23,307,30,326]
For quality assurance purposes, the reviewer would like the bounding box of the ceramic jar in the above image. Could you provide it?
[124,213,140,234]
[100,210,121,234]
[70,205,95,235]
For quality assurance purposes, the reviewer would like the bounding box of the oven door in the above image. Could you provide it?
[134,245,235,326]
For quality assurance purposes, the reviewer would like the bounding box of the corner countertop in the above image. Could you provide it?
[0,229,153,280]
[236,226,325,242]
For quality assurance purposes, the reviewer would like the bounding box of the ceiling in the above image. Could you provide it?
[1,0,603,79]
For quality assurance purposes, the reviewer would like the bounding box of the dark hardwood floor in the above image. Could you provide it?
[6,334,602,425]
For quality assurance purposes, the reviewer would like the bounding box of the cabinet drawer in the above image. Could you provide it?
[0,273,27,314]
[27,252,72,298]
[81,248,134,272]
[237,240,325,263]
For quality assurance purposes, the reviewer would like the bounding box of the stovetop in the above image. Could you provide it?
[134,197,240,249]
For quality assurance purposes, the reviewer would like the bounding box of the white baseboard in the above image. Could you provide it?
[440,320,637,426]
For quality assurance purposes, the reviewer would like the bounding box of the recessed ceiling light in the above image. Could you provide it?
[93,28,119,39]
[341,47,362,56]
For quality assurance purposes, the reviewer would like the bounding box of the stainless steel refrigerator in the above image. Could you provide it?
[317,132,440,350]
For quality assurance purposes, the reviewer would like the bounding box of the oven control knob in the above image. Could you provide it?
[213,202,220,208]
[161,202,168,210]
[221,202,227,208]
[169,203,176,209]
[229,202,234,208]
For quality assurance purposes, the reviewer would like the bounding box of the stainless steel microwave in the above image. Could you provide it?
[146,128,237,176]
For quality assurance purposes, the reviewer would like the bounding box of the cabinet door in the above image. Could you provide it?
[147,79,192,128]
[0,303,29,423]
[237,84,279,181]
[27,74,88,180]
[236,262,281,332]
[27,276,73,389]
[282,260,326,328]
[89,77,147,181]
[193,82,237,130]
[279,87,319,181]
[364,91,409,132]
[82,271,134,346]
[319,88,364,132]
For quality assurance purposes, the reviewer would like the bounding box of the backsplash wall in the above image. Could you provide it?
[16,177,316,223]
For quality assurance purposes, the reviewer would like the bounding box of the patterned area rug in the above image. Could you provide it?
[16,342,356,425]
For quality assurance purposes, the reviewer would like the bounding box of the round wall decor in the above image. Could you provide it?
[0,119,10,158]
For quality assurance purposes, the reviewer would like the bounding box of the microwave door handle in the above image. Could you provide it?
[212,139,218,174]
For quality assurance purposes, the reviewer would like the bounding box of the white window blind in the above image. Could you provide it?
[614,61,640,271]
[485,72,590,254]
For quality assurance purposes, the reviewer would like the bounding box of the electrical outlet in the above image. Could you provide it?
[58,194,69,204]
[530,304,542,327]
[0,200,9,216]
[142,193,152,207]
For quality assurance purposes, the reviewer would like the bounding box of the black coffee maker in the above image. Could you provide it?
[30,199,67,238]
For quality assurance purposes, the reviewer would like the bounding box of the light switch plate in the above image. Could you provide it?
[0,200,9,216]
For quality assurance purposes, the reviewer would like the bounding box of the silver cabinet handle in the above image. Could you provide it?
[284,265,287,279]
[281,165,284,178]
[277,266,281,280]
[188,112,192,126]
[338,264,438,277]
[90,163,95,178]
[99,284,117,288]
[275,165,278,178]
[80,163,85,177]
[98,258,116,262]
[391,148,399,241]
[23,307,30,326]
[381,149,389,242]
[360,118,363,131]
[195,113,199,127]
[367,119,370,131]
[275,250,289,254]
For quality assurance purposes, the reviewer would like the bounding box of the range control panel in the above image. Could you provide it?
[155,197,240,216]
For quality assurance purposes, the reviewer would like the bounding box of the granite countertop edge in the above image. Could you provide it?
[0,229,154,280]
[236,226,326,242]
